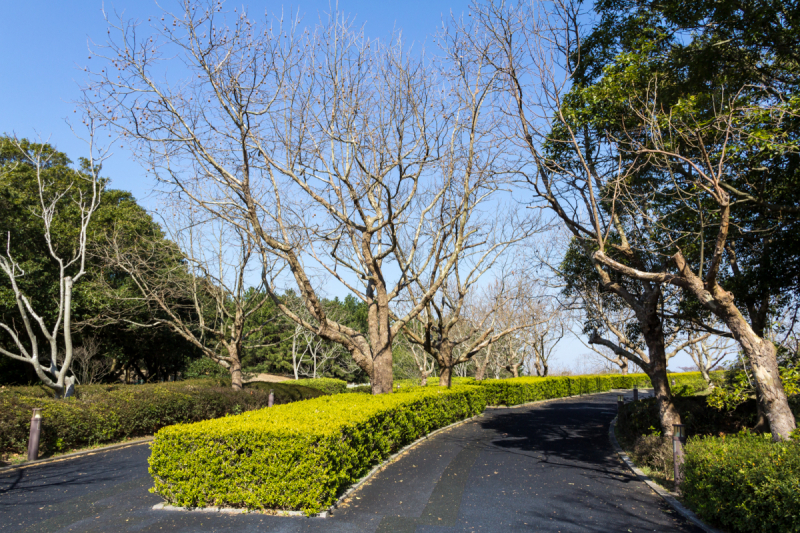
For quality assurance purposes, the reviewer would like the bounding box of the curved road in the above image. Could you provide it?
[1,391,701,532]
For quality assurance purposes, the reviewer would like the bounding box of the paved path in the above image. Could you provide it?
[0,391,702,532]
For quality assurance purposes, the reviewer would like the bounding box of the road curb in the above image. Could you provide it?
[0,437,153,474]
[608,417,721,533]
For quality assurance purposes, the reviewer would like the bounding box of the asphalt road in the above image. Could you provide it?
[0,391,703,532]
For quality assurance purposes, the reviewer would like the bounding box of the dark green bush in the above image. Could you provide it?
[183,358,230,379]
[243,381,325,402]
[0,380,322,458]
[148,385,487,514]
[683,434,800,532]
[617,388,800,445]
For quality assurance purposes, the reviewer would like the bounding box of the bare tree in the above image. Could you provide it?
[524,305,567,377]
[86,2,498,394]
[403,270,547,386]
[686,336,733,385]
[458,0,718,435]
[0,130,105,398]
[95,210,270,389]
[70,335,112,385]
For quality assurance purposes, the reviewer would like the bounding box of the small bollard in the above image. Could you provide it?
[617,394,625,412]
[673,424,687,493]
[268,389,274,407]
[28,408,43,461]
[633,385,639,402]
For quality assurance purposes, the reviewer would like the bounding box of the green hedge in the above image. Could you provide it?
[146,371,703,514]
[476,374,647,405]
[683,434,800,532]
[0,380,323,458]
[287,378,348,395]
[148,386,486,514]
[476,372,707,406]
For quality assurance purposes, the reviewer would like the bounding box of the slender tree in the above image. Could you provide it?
[0,129,105,397]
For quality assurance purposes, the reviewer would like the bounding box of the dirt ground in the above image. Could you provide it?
[244,373,292,383]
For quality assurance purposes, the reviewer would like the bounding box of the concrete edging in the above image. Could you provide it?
[0,437,153,474]
[608,417,721,533]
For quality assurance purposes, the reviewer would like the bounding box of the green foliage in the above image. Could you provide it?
[475,373,705,406]
[0,136,200,385]
[617,395,770,446]
[242,382,325,402]
[0,380,322,458]
[683,433,800,532]
[707,372,753,411]
[241,293,369,383]
[394,377,475,389]
[183,358,230,380]
[148,370,684,514]
[287,378,348,395]
[148,386,487,514]
[707,366,800,411]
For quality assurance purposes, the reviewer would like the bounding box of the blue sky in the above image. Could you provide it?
[0,0,467,206]
[0,0,705,373]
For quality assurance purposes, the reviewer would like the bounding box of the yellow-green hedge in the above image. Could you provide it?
[288,378,348,395]
[148,372,705,514]
[476,372,707,406]
[148,386,486,514]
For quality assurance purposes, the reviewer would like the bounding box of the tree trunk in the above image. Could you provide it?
[674,256,796,440]
[230,359,243,390]
[749,341,792,437]
[642,315,682,437]
[439,365,454,387]
[505,363,520,378]
[474,344,493,381]
[371,345,394,394]
[534,357,542,377]
[420,368,431,386]
[620,358,628,375]
[649,363,681,437]
[719,302,794,439]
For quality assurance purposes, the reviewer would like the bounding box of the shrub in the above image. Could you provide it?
[683,433,800,532]
[476,373,653,405]
[0,380,323,458]
[148,386,487,514]
[287,378,348,395]
[394,377,476,389]
[183,358,230,379]
[243,382,326,401]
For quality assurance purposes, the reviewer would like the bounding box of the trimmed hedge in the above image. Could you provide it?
[146,371,705,514]
[683,434,800,533]
[287,378,348,395]
[0,380,323,458]
[148,386,486,514]
[476,372,707,406]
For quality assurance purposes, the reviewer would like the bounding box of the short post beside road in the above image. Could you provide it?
[633,385,638,402]
[673,424,687,493]
[268,389,274,407]
[617,394,624,413]
[27,408,42,461]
